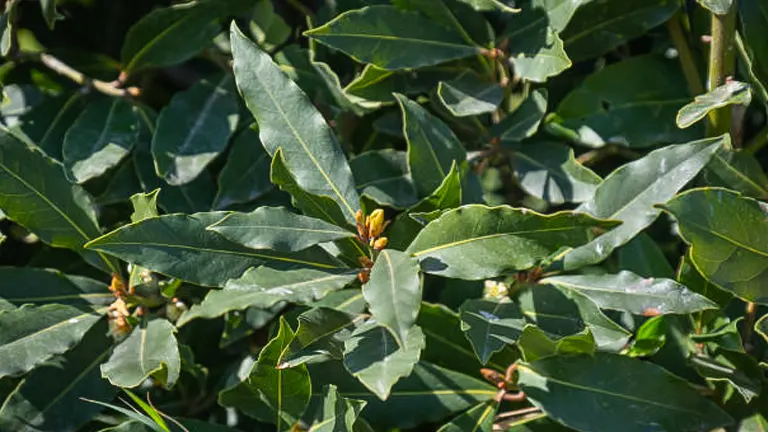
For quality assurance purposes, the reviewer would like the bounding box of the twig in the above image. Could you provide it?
[495,407,541,421]
[38,53,140,98]
[666,13,704,96]
[705,2,737,142]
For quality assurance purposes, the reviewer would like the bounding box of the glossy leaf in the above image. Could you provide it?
[561,0,678,62]
[756,314,768,344]
[459,299,526,364]
[0,304,104,378]
[502,7,571,82]
[350,150,418,209]
[209,206,355,253]
[518,353,733,432]
[660,187,768,304]
[213,127,273,210]
[691,352,761,402]
[0,267,111,310]
[704,148,768,200]
[305,384,366,432]
[517,325,595,362]
[363,249,422,346]
[407,204,619,280]
[437,400,498,432]
[85,212,342,287]
[677,81,751,128]
[556,56,698,148]
[542,271,718,315]
[560,136,724,270]
[0,130,118,273]
[63,97,137,183]
[101,319,180,389]
[490,89,548,143]
[626,315,667,357]
[697,0,732,14]
[437,76,503,117]
[281,308,364,368]
[395,0,494,48]
[510,141,601,204]
[231,24,360,224]
[343,323,425,400]
[304,6,481,70]
[219,317,311,430]
[152,74,239,185]
[178,267,357,326]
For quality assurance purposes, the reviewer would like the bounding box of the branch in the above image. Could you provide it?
[38,53,140,98]
[705,2,737,142]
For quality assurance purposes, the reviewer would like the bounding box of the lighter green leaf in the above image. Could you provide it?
[490,89,548,143]
[697,0,733,15]
[437,76,503,117]
[39,0,61,29]
[518,353,733,432]
[209,207,355,253]
[542,271,718,315]
[755,314,768,344]
[343,323,425,400]
[231,24,360,224]
[363,250,422,346]
[152,74,239,185]
[178,267,357,326]
[460,299,526,364]
[660,187,768,304]
[101,319,180,389]
[306,384,366,432]
[691,352,761,403]
[0,267,111,310]
[677,81,751,128]
[407,204,619,280]
[560,136,724,270]
[437,400,498,432]
[502,8,571,83]
[304,6,481,70]
[455,0,520,13]
[0,304,104,378]
[63,97,138,183]
[281,308,364,368]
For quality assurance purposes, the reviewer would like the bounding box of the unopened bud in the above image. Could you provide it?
[368,209,385,238]
[355,209,365,226]
[373,237,388,251]
[357,270,370,284]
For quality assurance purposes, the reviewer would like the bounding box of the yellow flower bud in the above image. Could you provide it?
[373,237,388,251]
[367,209,385,238]
[355,209,365,226]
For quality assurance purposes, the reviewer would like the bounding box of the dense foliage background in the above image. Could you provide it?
[0,0,767,430]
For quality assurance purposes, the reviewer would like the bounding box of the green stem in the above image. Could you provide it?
[666,14,704,96]
[706,2,738,143]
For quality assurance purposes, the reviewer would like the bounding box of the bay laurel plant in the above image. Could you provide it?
[1,0,768,431]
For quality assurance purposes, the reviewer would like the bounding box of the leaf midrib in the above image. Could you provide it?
[411,226,584,257]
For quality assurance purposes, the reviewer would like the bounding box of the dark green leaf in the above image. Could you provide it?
[178,267,357,326]
[518,353,733,432]
[350,150,418,209]
[213,127,273,210]
[490,89,548,143]
[517,325,595,362]
[502,7,571,82]
[406,204,619,280]
[660,187,768,304]
[101,318,180,389]
[95,159,143,206]
[696,0,732,15]
[305,384,366,432]
[556,55,699,148]
[304,6,481,70]
[437,75,503,117]
[0,267,111,310]
[740,0,768,95]
[249,0,291,51]
[616,233,674,278]
[363,249,422,346]
[677,81,751,128]
[756,313,768,344]
[85,212,343,287]
[17,92,84,160]
[39,0,60,29]
[219,317,311,430]
[343,323,425,400]
[345,65,462,107]
[459,299,526,364]
[152,74,239,185]
[560,136,724,270]
[231,24,361,224]
[63,97,138,183]
[281,307,364,368]
[0,304,104,378]
[395,0,494,47]
[677,253,732,307]
[691,352,761,402]
[704,148,768,200]
[437,400,498,432]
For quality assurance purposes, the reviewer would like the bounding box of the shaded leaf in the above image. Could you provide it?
[350,150,418,209]
[691,352,761,402]
[616,233,674,279]
[213,127,273,210]
[677,81,751,128]
[437,400,498,432]
[697,0,732,15]
[502,7,571,83]
[344,65,462,107]
[490,89,548,143]
[407,204,619,280]
[757,313,768,345]
[517,325,595,362]
[455,0,519,13]
[560,136,724,270]
[17,92,84,160]
[740,0,768,98]
[437,76,503,117]
[305,384,366,432]
[281,307,364,368]
[704,148,768,200]
[0,267,111,310]
[459,299,526,364]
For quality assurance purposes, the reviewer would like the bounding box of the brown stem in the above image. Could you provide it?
[495,407,541,421]
[38,53,140,98]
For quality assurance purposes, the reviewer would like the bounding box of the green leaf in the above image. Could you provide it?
[101,319,180,389]
[343,323,425,400]
[502,7,571,83]
[541,271,718,315]
[0,321,116,432]
[677,253,733,307]
[363,249,422,346]
[308,361,496,429]
[677,81,751,128]
[350,150,418,209]
[660,187,768,304]
[517,325,595,362]
[304,6,481,70]
[617,233,675,278]
[0,1,17,57]
[231,24,361,224]
[437,400,498,432]
[454,0,519,13]
[510,141,601,205]
[152,74,239,185]
[0,267,112,310]
[626,315,667,357]
[178,267,357,326]
[96,159,143,206]
[740,0,768,97]
[704,148,768,200]
[756,313,768,344]
[517,353,733,432]
[555,55,699,148]
[437,75,503,117]
[39,0,61,29]
[459,299,526,364]
[395,0,494,47]
[561,0,678,62]
[213,127,273,210]
[697,0,732,15]
[490,89,548,143]
[691,352,762,402]
[209,207,355,253]
[17,92,85,160]
[220,317,311,430]
[344,65,457,108]
[281,307,364,368]
[249,0,291,51]
[0,128,119,273]
[305,384,366,432]
[63,97,138,183]
[85,212,343,287]
[738,414,768,432]
[560,136,724,270]
[0,304,104,378]
[406,204,619,280]
[120,1,221,74]
[396,94,467,198]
